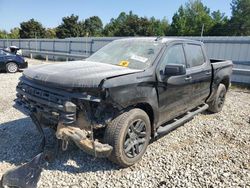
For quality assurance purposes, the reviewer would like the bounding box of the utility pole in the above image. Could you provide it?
[6,34,9,47]
[35,32,38,51]
[200,24,204,41]
[85,32,89,56]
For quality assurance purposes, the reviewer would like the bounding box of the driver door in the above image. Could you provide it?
[156,44,193,125]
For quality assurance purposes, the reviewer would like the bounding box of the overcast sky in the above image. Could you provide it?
[0,0,232,31]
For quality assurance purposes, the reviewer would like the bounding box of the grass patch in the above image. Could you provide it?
[230,83,250,91]
[34,55,45,60]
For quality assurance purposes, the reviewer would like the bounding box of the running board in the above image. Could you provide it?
[156,104,208,137]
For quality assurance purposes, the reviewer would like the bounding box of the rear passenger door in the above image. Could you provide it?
[184,43,212,107]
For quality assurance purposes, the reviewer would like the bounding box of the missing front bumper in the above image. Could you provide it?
[56,123,113,158]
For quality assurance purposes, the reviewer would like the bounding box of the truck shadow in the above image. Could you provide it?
[0,117,118,175]
[0,70,23,74]
[201,110,214,115]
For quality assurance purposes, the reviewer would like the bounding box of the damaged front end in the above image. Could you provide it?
[15,76,114,158]
[56,123,112,157]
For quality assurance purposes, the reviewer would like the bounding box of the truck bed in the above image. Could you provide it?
[207,59,233,103]
[210,59,233,67]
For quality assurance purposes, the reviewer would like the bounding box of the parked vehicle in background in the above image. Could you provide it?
[4,46,23,55]
[16,38,233,167]
[0,48,27,73]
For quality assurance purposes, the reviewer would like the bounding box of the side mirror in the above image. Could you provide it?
[164,64,186,76]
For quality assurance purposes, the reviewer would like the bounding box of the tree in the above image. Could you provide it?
[103,11,169,36]
[170,0,214,36]
[56,14,83,38]
[229,0,250,36]
[160,17,170,36]
[0,30,8,39]
[118,11,141,36]
[169,6,188,36]
[208,11,229,36]
[45,28,57,38]
[84,16,103,36]
[140,17,169,36]
[19,19,46,38]
[103,12,127,36]
[9,27,20,39]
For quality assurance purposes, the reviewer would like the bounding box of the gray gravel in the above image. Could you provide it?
[0,61,250,188]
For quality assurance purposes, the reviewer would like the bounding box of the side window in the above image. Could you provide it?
[159,44,186,74]
[185,44,205,68]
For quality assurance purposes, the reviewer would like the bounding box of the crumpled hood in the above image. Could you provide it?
[23,61,141,88]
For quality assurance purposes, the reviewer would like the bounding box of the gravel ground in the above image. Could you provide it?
[0,60,250,188]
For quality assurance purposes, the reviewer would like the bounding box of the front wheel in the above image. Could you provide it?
[6,62,18,73]
[207,84,227,113]
[104,108,151,167]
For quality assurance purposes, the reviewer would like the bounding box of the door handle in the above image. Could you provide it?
[185,76,192,81]
[205,71,212,75]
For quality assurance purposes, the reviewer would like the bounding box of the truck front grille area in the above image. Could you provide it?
[16,81,76,125]
[17,82,66,105]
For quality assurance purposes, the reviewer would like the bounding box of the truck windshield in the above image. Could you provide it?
[87,40,163,70]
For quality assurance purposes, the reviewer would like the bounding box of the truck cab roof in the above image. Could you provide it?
[116,37,203,45]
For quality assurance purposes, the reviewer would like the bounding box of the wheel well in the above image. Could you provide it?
[135,103,155,136]
[220,77,230,90]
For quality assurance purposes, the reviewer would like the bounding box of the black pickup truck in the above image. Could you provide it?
[16,38,233,167]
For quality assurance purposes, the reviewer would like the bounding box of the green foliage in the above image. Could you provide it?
[169,6,188,36]
[229,0,250,36]
[8,27,20,39]
[170,0,214,36]
[20,19,46,38]
[0,28,20,39]
[169,0,250,36]
[0,30,8,39]
[56,14,83,38]
[208,11,229,36]
[103,11,169,36]
[142,17,169,36]
[84,16,103,36]
[45,28,57,38]
[56,14,104,38]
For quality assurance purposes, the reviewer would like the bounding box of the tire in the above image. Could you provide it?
[207,84,227,113]
[6,62,18,73]
[104,108,151,167]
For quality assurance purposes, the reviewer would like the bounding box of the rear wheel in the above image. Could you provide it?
[104,108,151,167]
[6,62,18,73]
[207,84,227,113]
